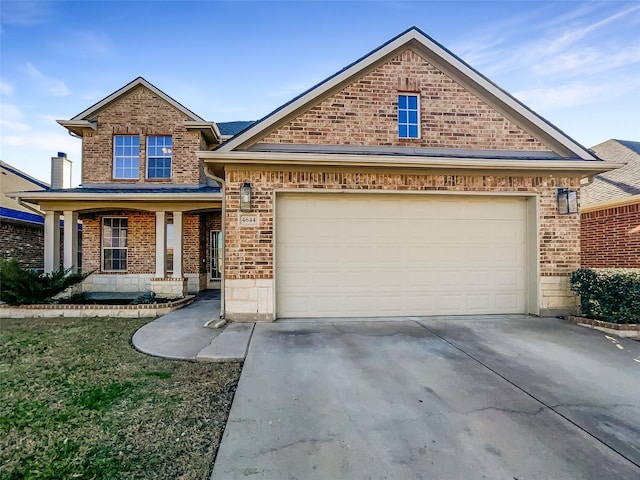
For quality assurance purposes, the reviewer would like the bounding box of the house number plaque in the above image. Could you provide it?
[239,213,259,227]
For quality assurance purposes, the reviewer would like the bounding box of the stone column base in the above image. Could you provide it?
[225,278,274,322]
[150,278,188,298]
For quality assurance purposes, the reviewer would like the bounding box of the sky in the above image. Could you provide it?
[1,0,639,187]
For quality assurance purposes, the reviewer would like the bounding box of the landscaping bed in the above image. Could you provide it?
[0,316,242,479]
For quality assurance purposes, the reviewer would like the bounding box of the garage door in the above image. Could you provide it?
[276,193,528,318]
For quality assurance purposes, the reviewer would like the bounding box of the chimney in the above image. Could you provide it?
[51,152,72,189]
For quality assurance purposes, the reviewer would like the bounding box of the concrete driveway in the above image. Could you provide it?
[211,315,640,479]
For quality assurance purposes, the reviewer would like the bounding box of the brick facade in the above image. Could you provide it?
[224,168,581,280]
[81,211,206,275]
[581,202,640,268]
[81,86,205,185]
[262,49,549,151]
[0,221,45,270]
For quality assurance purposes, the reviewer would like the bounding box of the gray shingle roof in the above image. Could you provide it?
[217,121,254,136]
[581,139,640,206]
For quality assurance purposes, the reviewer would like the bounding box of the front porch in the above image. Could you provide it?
[22,186,223,297]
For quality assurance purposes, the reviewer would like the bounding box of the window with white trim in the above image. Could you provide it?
[398,94,420,139]
[147,136,172,179]
[102,217,128,271]
[113,135,140,179]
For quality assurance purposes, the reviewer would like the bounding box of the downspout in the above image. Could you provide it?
[203,165,226,321]
[15,196,45,218]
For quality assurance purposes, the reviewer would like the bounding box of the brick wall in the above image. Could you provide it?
[224,168,581,280]
[81,85,205,185]
[81,211,205,275]
[581,202,640,268]
[262,49,549,151]
[0,221,45,270]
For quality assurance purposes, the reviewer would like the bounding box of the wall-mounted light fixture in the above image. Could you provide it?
[557,188,578,214]
[240,182,252,212]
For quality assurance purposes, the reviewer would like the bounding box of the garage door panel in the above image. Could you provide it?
[276,194,527,318]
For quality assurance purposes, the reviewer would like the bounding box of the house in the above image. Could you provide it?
[12,27,621,319]
[580,139,640,268]
[1,161,50,270]
[2,158,83,272]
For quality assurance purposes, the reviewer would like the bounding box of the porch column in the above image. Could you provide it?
[172,211,183,278]
[155,211,166,278]
[44,211,60,273]
[63,210,79,273]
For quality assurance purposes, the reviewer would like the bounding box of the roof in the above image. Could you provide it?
[58,78,222,144]
[217,121,255,136]
[69,77,205,122]
[7,185,222,208]
[582,139,640,206]
[216,26,597,160]
[0,206,44,225]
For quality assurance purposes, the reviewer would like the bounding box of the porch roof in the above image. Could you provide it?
[6,185,222,213]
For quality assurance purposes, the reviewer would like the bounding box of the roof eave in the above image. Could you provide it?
[7,191,223,203]
[57,119,97,136]
[184,121,222,145]
[199,151,622,178]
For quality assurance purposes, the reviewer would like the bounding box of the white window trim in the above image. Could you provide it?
[398,92,421,139]
[113,135,140,180]
[146,135,173,180]
[101,216,128,272]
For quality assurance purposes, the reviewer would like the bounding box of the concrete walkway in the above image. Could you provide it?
[132,290,254,362]
[211,316,640,480]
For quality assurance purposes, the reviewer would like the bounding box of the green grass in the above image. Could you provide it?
[0,316,242,480]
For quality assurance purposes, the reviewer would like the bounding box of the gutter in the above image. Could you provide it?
[199,151,624,176]
[202,166,226,321]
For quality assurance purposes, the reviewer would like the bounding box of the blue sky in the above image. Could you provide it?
[1,1,639,186]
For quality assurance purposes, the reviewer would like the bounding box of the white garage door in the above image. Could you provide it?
[276,193,527,318]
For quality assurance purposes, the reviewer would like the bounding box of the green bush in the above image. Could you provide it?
[0,258,89,306]
[570,268,640,324]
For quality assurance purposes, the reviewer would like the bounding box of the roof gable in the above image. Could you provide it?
[70,77,205,122]
[218,27,596,160]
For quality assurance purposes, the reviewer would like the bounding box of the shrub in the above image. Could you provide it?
[0,258,89,306]
[570,268,640,324]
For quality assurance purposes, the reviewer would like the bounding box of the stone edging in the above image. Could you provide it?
[567,316,639,339]
[0,295,195,319]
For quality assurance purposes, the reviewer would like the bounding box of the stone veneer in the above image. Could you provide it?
[223,168,581,321]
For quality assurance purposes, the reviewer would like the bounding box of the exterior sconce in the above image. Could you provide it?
[557,188,578,214]
[240,182,252,212]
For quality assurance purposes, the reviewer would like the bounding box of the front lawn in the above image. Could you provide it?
[0,316,242,480]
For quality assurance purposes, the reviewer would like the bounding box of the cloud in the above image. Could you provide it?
[51,31,114,58]
[0,1,55,26]
[0,103,30,131]
[0,79,13,95]
[25,62,70,96]
[1,130,81,153]
[513,76,640,112]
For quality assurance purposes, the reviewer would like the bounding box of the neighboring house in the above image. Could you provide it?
[12,27,621,319]
[1,161,49,270]
[580,139,640,268]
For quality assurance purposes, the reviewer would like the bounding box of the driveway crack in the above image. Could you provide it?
[415,322,640,470]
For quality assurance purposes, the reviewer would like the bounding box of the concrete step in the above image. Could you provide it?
[196,323,255,362]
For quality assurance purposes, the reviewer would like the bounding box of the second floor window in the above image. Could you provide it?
[113,135,140,179]
[398,94,419,139]
[147,136,172,179]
